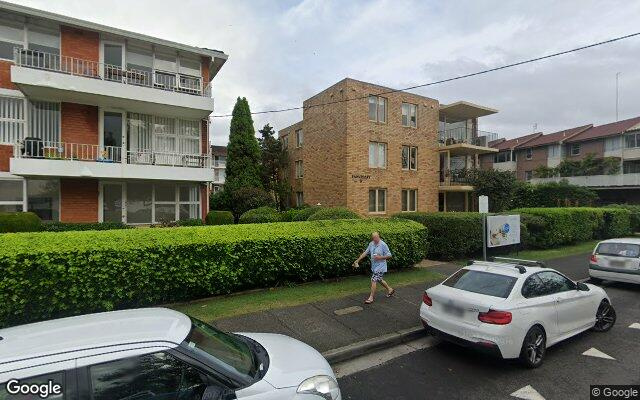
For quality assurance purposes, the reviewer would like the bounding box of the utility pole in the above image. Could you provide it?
[616,72,621,121]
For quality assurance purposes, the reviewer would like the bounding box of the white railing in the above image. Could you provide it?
[14,48,211,97]
[15,139,212,169]
[438,127,501,147]
[213,160,226,168]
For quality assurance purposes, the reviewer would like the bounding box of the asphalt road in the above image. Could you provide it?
[337,253,640,400]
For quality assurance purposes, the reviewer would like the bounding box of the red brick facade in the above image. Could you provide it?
[60,26,100,61]
[61,103,99,145]
[60,178,99,222]
[0,60,17,90]
[0,145,12,171]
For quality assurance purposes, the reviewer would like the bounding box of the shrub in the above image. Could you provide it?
[176,219,205,227]
[41,221,131,232]
[205,211,234,225]
[0,212,41,233]
[292,206,323,221]
[0,219,427,327]
[393,212,483,260]
[230,187,274,219]
[513,181,598,208]
[307,207,361,221]
[606,204,640,232]
[238,206,282,224]
[598,208,631,239]
[209,189,231,211]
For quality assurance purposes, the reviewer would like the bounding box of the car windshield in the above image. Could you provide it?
[183,317,257,379]
[596,242,640,258]
[443,269,517,298]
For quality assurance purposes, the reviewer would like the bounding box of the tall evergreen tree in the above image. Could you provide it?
[258,124,290,209]
[224,97,263,191]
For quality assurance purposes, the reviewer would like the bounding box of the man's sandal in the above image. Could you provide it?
[386,289,396,298]
[364,298,374,304]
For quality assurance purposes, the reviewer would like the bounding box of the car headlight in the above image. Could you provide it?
[297,375,340,400]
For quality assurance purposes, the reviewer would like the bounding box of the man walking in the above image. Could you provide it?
[353,232,394,304]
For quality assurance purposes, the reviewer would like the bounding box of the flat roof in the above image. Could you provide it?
[0,308,191,364]
[439,101,498,122]
[0,0,228,79]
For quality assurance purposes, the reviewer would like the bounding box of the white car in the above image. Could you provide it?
[0,308,341,400]
[589,238,640,284]
[420,258,616,368]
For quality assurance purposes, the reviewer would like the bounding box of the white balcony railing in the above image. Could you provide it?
[14,139,212,169]
[14,48,211,97]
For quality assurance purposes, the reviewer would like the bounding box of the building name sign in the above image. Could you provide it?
[351,174,371,182]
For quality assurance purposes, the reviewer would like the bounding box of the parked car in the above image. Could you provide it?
[420,258,616,368]
[0,308,341,400]
[589,238,640,285]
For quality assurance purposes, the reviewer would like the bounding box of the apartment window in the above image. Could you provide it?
[524,171,533,181]
[401,103,417,128]
[570,143,581,156]
[625,132,640,149]
[368,189,386,213]
[0,179,24,213]
[368,95,387,123]
[179,185,200,220]
[295,160,304,178]
[0,96,25,144]
[369,142,387,168]
[548,144,562,158]
[402,146,418,170]
[29,101,60,142]
[127,182,153,224]
[296,192,304,207]
[401,189,417,212]
[605,136,622,151]
[624,160,640,174]
[525,148,533,160]
[27,25,60,59]
[282,135,289,149]
[493,151,513,163]
[295,129,303,147]
[0,18,24,60]
[27,179,60,221]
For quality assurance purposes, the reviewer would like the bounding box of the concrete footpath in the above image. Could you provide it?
[213,253,589,363]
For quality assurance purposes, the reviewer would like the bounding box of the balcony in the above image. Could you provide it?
[530,174,640,188]
[11,48,214,118]
[438,127,500,156]
[439,169,474,191]
[10,139,213,182]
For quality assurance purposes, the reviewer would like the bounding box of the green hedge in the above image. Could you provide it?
[514,207,631,248]
[606,204,640,232]
[238,206,282,224]
[307,207,361,221]
[393,212,483,260]
[0,212,41,233]
[205,211,234,225]
[41,221,131,232]
[0,219,427,327]
[292,206,322,221]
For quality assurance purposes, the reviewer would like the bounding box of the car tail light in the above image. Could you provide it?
[422,292,432,306]
[590,254,598,263]
[478,309,512,325]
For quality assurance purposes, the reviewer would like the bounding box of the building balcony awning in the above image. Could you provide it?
[439,101,498,123]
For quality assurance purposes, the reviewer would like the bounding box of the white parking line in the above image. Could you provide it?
[582,347,615,360]
[510,385,545,400]
[629,323,640,330]
[333,336,438,378]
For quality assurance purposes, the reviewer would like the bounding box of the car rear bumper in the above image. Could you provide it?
[419,303,521,359]
[589,264,640,284]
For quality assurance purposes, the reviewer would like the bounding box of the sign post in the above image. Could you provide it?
[478,196,489,260]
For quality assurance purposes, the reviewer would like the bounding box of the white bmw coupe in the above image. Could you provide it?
[420,258,616,368]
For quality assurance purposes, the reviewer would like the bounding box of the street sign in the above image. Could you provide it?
[478,195,489,214]
[487,215,521,247]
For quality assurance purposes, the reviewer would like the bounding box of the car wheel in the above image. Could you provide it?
[519,326,546,368]
[592,300,616,332]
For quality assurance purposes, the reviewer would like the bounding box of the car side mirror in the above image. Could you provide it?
[576,282,589,291]
[201,386,233,400]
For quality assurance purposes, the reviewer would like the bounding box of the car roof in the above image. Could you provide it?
[0,308,191,365]
[597,237,640,245]
[465,261,547,278]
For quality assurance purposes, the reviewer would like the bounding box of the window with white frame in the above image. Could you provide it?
[0,18,24,60]
[570,143,580,156]
[494,151,513,163]
[179,185,200,220]
[125,182,200,224]
[295,160,304,178]
[154,182,177,223]
[368,188,386,213]
[29,101,60,143]
[625,132,640,149]
[401,103,417,128]
[402,189,417,212]
[402,145,417,170]
[27,179,59,221]
[296,191,304,207]
[368,95,387,123]
[369,142,387,168]
[295,129,303,147]
[27,24,60,69]
[281,135,288,149]
[0,179,24,213]
[0,96,25,144]
[548,144,562,158]
[605,136,622,152]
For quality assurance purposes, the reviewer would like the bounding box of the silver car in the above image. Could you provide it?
[590,238,640,285]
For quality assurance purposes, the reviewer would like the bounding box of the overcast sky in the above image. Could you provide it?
[14,0,640,145]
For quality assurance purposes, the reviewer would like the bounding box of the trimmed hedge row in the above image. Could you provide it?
[606,204,640,232]
[239,207,282,224]
[393,212,483,260]
[0,219,427,327]
[42,221,132,232]
[307,207,360,221]
[0,212,41,233]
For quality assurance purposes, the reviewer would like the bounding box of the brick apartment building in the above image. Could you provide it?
[480,116,640,203]
[0,1,227,223]
[279,78,499,214]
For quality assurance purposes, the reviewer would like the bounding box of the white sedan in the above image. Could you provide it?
[0,308,341,400]
[420,258,616,368]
